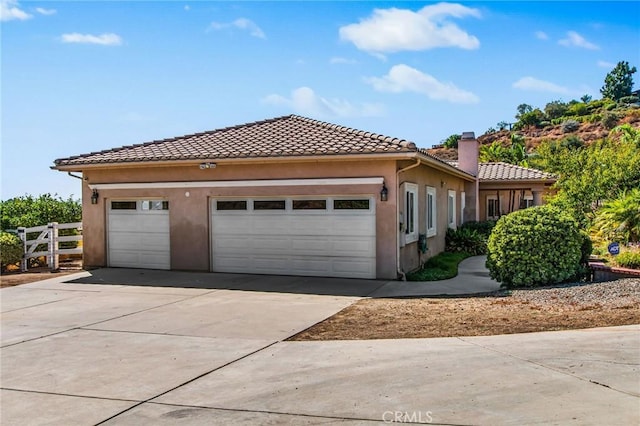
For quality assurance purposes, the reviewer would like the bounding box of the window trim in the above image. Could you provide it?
[447,190,457,229]
[426,186,437,238]
[460,191,466,225]
[404,183,419,243]
[487,195,500,220]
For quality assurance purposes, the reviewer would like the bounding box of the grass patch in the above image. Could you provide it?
[406,251,471,281]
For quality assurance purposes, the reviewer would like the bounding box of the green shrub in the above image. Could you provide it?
[460,220,497,238]
[446,228,487,255]
[561,119,580,133]
[601,112,619,129]
[407,251,471,281]
[0,232,23,270]
[486,206,583,288]
[615,249,640,269]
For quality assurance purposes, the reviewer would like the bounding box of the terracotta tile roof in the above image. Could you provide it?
[54,115,420,167]
[447,161,557,181]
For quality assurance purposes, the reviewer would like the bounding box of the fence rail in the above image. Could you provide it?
[17,222,83,272]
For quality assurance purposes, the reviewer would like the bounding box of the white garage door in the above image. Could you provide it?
[211,197,376,279]
[108,200,170,270]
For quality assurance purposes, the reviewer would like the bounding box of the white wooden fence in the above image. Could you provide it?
[17,222,82,272]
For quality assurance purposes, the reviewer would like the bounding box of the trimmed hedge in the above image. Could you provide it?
[486,206,584,288]
[0,232,22,271]
[616,250,640,269]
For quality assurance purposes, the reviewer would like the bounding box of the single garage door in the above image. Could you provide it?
[211,197,376,279]
[108,200,170,270]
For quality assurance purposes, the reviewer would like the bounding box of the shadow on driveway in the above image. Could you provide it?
[66,268,388,297]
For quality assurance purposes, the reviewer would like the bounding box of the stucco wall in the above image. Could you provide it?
[398,164,468,274]
[81,159,399,279]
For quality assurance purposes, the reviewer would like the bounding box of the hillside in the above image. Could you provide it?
[428,106,640,161]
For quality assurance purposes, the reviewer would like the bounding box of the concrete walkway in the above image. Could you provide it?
[371,255,501,297]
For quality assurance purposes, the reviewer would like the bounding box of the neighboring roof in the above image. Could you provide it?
[54,114,420,168]
[447,161,557,181]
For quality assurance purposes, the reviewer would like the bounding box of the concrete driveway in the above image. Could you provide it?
[1,270,638,425]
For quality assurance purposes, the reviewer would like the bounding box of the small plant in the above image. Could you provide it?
[0,232,22,271]
[601,112,619,129]
[615,248,640,269]
[407,252,471,281]
[446,228,486,255]
[561,119,580,133]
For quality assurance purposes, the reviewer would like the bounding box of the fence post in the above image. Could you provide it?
[48,222,59,271]
[17,227,27,272]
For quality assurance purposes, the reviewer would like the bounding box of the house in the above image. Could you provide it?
[53,115,555,280]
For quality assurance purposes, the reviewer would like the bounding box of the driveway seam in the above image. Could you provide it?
[93,341,280,425]
[457,336,640,398]
[1,387,140,403]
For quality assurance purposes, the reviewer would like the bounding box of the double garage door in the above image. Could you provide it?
[211,197,376,279]
[107,196,376,278]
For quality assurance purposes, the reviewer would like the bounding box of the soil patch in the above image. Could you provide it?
[1,263,83,288]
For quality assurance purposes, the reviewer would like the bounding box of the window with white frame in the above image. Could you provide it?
[487,196,500,220]
[460,191,466,225]
[426,186,437,237]
[447,190,456,229]
[404,183,418,243]
[521,194,534,209]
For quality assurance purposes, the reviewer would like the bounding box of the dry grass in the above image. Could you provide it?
[290,292,640,341]
[0,263,82,288]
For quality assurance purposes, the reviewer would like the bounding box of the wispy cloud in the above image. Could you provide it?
[330,57,357,65]
[61,33,123,46]
[534,31,548,40]
[208,18,265,39]
[597,60,615,68]
[36,7,56,16]
[1,0,31,21]
[365,64,479,104]
[512,77,570,95]
[262,87,384,118]
[184,5,190,12]
[339,3,481,56]
[558,31,599,50]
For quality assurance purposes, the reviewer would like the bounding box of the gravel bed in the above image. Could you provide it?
[508,278,640,309]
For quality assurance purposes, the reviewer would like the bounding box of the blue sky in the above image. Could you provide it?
[2,1,639,200]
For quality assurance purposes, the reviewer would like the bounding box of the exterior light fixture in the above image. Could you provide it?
[199,162,217,170]
[380,183,388,202]
[91,189,99,205]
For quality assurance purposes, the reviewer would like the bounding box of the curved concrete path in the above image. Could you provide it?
[371,255,501,297]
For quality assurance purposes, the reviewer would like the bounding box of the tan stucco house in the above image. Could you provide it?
[53,115,555,280]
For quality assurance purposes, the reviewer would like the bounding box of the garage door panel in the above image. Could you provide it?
[211,197,376,279]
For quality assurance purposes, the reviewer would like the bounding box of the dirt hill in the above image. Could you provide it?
[428,108,640,161]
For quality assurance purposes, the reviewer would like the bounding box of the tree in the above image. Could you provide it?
[516,103,533,119]
[517,108,545,129]
[442,133,461,149]
[580,94,592,103]
[0,194,81,230]
[601,61,637,101]
[593,189,640,244]
[544,100,568,120]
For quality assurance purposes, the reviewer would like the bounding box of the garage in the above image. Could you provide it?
[107,200,170,270]
[211,197,376,279]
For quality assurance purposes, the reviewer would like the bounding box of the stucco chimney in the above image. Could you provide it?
[458,131,480,222]
[458,131,478,176]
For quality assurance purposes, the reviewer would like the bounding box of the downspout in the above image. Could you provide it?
[396,159,421,281]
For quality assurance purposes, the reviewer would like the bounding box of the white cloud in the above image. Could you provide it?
[262,87,384,118]
[365,64,479,104]
[330,57,357,65]
[597,60,615,68]
[208,18,265,39]
[61,33,123,46]
[184,5,190,12]
[535,31,548,40]
[558,31,599,50]
[1,0,32,21]
[36,7,56,16]
[339,3,481,54]
[512,77,570,95]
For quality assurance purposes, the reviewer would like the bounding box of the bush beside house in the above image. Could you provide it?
[487,206,586,288]
[1,232,23,271]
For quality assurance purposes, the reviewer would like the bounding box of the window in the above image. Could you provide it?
[334,199,370,210]
[254,200,286,210]
[141,200,169,211]
[111,201,136,210]
[404,183,418,243]
[487,196,500,220]
[216,200,247,211]
[293,200,327,210]
[447,190,456,229]
[426,186,437,237]
[460,191,466,225]
[521,195,534,209]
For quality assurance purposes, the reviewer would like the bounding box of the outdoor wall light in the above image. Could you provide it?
[199,162,217,170]
[380,183,388,202]
[91,189,99,205]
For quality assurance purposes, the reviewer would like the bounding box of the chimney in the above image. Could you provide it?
[458,131,479,222]
[458,131,478,176]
